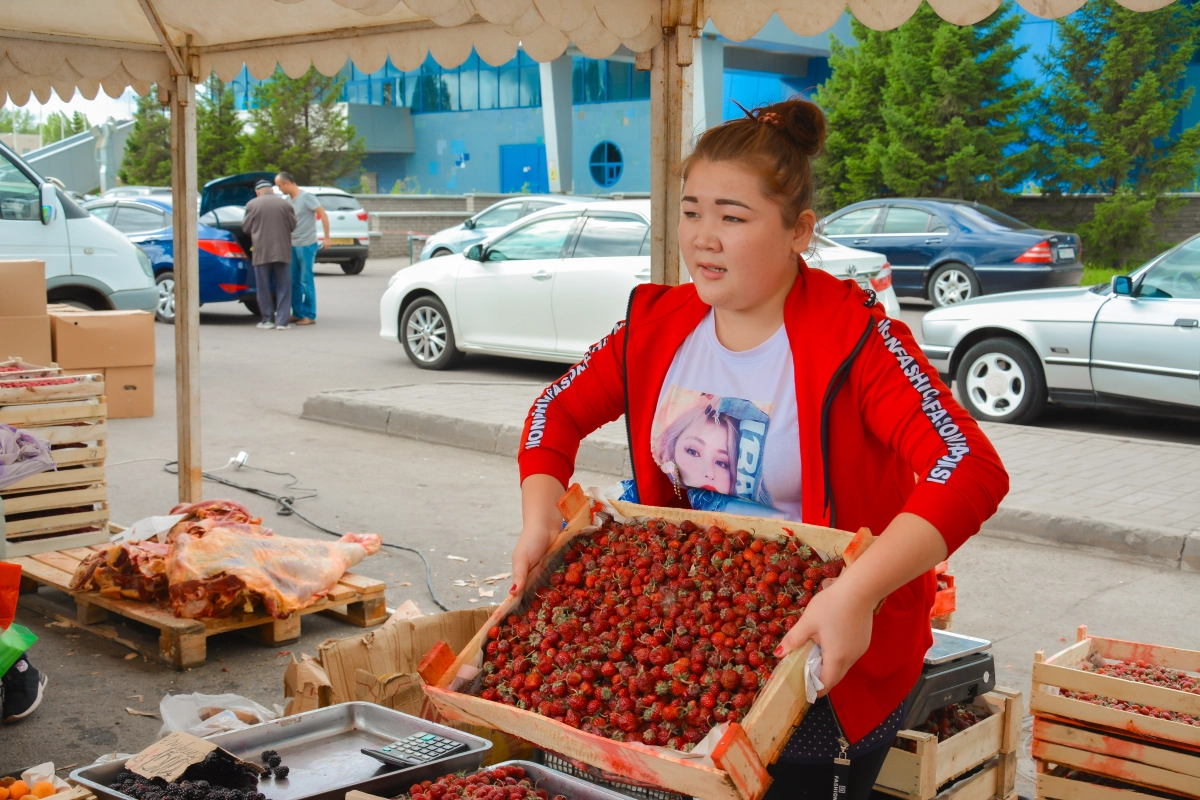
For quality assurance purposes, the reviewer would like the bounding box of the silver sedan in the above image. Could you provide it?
[922,235,1200,424]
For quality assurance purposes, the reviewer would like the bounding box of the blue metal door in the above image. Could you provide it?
[500,144,548,194]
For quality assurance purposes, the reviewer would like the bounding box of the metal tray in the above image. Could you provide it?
[458,761,640,800]
[70,702,491,800]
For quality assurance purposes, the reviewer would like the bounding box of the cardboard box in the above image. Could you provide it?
[49,309,155,368]
[0,315,52,365]
[0,261,47,317]
[106,365,154,419]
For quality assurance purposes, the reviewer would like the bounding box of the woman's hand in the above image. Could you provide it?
[511,474,567,595]
[774,580,875,696]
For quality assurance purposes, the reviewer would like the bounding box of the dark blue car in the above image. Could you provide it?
[83,172,275,322]
[818,199,1083,307]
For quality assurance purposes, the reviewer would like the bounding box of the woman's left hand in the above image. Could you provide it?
[773,579,875,696]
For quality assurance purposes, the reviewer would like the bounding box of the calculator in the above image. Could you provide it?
[360,732,468,768]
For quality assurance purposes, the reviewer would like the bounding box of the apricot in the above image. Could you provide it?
[19,794,38,800]
[0,786,10,800]
[8,782,29,798]
[30,783,55,798]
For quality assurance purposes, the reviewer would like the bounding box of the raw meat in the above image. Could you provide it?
[70,539,170,602]
[167,528,381,619]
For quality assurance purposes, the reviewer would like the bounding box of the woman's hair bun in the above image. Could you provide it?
[754,98,826,157]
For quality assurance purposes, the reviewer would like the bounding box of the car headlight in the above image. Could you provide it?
[135,245,154,278]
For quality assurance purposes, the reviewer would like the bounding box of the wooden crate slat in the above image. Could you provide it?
[2,484,107,515]
[6,510,108,539]
[1034,661,1200,719]
[1043,637,1098,670]
[1036,771,1166,800]
[1092,636,1200,675]
[1032,739,1200,797]
[2,464,105,495]
[9,555,76,588]
[0,398,105,426]
[22,421,108,445]
[741,642,811,765]
[50,444,106,466]
[0,374,103,404]
[1034,719,1200,780]
[1031,692,1200,750]
[61,546,102,560]
[938,759,1007,800]
[30,548,86,576]
[326,583,356,603]
[336,572,385,595]
[5,529,110,557]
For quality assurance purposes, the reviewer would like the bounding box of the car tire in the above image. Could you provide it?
[342,257,366,275]
[401,297,464,370]
[154,270,176,324]
[241,296,261,316]
[928,263,980,307]
[955,337,1046,425]
[430,248,452,258]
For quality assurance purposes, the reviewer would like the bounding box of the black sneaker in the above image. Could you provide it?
[2,655,47,723]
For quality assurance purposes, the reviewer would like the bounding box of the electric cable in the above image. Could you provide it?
[155,459,451,611]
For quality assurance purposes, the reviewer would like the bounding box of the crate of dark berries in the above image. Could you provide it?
[425,485,877,800]
[1031,625,1200,798]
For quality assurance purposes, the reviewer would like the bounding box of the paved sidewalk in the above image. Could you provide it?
[303,382,1200,570]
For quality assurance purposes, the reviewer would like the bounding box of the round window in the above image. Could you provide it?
[589,141,623,188]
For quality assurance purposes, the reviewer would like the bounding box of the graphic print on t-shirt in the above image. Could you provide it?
[651,386,775,509]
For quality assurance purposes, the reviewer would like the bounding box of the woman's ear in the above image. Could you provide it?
[792,209,817,256]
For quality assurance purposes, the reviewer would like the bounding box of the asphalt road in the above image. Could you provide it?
[5,256,1199,783]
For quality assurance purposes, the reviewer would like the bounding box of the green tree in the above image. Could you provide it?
[119,90,172,185]
[814,2,1035,211]
[197,73,245,184]
[0,107,38,134]
[239,68,365,186]
[40,110,89,145]
[1032,0,1200,267]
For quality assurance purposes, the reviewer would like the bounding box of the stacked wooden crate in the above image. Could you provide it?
[0,360,109,557]
[875,688,1022,800]
[1032,625,1200,799]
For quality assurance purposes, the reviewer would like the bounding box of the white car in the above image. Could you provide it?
[380,200,900,369]
[304,186,371,274]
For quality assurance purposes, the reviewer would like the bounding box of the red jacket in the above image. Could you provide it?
[518,264,1009,743]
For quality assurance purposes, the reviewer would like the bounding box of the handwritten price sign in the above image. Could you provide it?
[127,732,218,782]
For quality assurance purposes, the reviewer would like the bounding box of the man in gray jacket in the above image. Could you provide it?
[243,179,297,330]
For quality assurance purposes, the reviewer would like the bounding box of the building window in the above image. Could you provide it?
[573,57,649,104]
[400,51,541,113]
[589,141,623,187]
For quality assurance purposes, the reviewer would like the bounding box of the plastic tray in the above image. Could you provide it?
[447,761,640,800]
[70,702,491,800]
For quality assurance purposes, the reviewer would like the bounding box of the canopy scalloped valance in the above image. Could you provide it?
[0,0,1177,107]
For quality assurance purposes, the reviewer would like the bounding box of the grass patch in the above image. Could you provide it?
[1080,265,1129,287]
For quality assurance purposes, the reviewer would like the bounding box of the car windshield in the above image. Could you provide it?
[952,204,1031,231]
[317,194,361,211]
[474,203,523,228]
[1137,238,1200,299]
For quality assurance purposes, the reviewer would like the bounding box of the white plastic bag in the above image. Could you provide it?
[158,692,283,739]
[20,763,71,791]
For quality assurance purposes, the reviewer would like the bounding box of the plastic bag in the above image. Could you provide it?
[20,763,71,791]
[0,623,37,676]
[158,692,284,739]
[0,424,55,491]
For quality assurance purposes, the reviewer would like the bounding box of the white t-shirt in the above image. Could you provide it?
[652,310,802,521]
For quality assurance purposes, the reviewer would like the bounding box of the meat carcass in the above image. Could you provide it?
[167,529,382,619]
[70,539,170,602]
[167,499,269,540]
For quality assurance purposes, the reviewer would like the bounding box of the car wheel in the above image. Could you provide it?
[154,271,176,324]
[955,337,1046,424]
[241,296,261,316]
[401,297,464,370]
[342,257,366,275]
[928,263,980,307]
[430,248,452,258]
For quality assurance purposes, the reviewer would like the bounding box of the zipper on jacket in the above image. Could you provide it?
[622,287,638,494]
[820,317,875,529]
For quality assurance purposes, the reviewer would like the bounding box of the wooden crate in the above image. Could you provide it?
[0,372,104,405]
[1036,763,1196,799]
[875,688,1023,800]
[425,485,875,800]
[7,544,389,669]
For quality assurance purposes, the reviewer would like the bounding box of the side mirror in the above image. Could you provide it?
[463,218,476,230]
[465,244,483,261]
[40,183,57,225]
[1113,275,1133,296]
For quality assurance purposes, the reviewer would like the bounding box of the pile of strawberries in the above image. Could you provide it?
[0,377,78,388]
[479,517,844,750]
[1062,658,1200,726]
[402,766,564,800]
[893,703,986,752]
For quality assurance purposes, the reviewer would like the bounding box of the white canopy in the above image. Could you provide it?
[0,0,1177,106]
[0,0,1175,503]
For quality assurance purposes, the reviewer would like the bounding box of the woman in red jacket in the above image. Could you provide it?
[512,98,1009,799]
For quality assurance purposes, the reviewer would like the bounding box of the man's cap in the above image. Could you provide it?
[255,179,274,190]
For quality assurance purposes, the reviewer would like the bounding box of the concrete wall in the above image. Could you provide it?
[1006,195,1200,250]
[408,106,545,194]
[572,99,651,194]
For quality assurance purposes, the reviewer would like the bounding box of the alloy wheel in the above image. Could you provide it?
[933,269,973,305]
[965,352,1026,418]
[157,277,175,321]
[406,306,448,363]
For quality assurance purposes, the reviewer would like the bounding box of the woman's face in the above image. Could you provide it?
[673,416,733,494]
[680,160,816,311]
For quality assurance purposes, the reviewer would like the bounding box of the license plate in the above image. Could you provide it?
[330,238,355,245]
[1057,246,1075,261]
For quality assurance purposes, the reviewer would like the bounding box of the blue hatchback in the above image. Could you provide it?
[819,199,1083,307]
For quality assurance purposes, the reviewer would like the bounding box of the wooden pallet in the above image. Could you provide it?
[875,689,1023,800]
[8,544,389,669]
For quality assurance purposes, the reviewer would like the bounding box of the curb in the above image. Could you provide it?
[303,391,1197,571]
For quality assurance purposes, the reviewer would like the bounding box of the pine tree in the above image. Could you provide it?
[197,73,245,184]
[119,90,172,186]
[239,67,365,186]
[814,2,1034,211]
[0,107,38,134]
[1032,0,1200,267]
[40,110,89,145]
